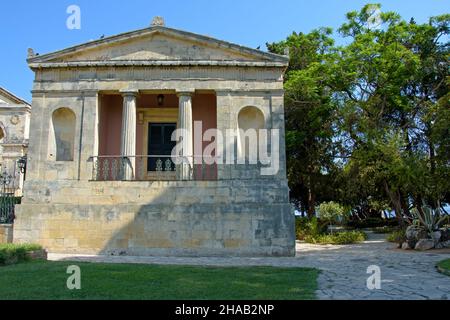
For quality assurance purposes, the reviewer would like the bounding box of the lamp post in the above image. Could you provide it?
[17,156,27,179]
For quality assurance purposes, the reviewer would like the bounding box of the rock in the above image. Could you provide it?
[406,225,428,248]
[437,240,450,249]
[432,231,442,244]
[406,225,427,241]
[439,228,450,242]
[401,242,411,250]
[414,239,435,251]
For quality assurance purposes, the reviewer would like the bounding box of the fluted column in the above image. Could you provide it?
[120,90,138,180]
[177,92,194,180]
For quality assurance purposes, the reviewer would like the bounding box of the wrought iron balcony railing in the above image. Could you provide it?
[89,155,218,181]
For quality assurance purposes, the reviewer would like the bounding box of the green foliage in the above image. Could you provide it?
[437,259,450,276]
[318,202,347,224]
[371,226,396,234]
[386,229,407,244]
[270,4,450,221]
[411,206,449,235]
[0,244,42,266]
[295,217,327,240]
[346,218,398,229]
[305,230,367,245]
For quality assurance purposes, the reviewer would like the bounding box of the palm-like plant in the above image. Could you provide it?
[411,205,449,236]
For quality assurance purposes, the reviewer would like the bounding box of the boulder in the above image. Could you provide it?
[439,228,450,242]
[406,225,427,248]
[401,242,412,250]
[414,239,435,251]
[406,225,427,240]
[431,231,442,244]
[436,240,450,249]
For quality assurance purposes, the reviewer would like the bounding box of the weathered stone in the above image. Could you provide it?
[414,239,435,251]
[406,225,428,248]
[440,228,450,242]
[0,224,14,243]
[436,240,450,249]
[431,231,442,244]
[0,87,30,197]
[14,24,294,257]
[401,242,412,250]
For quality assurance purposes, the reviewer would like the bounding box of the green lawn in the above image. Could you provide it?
[437,259,450,276]
[0,261,319,300]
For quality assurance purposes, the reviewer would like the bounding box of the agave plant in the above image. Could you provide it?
[411,205,448,235]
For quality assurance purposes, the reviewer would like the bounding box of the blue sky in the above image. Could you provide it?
[1,0,448,101]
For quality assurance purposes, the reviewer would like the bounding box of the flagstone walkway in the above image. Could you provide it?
[49,232,450,300]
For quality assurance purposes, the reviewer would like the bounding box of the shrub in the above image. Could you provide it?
[386,229,406,244]
[372,226,396,234]
[346,217,399,229]
[317,202,348,226]
[0,244,43,266]
[305,230,367,245]
[296,217,327,240]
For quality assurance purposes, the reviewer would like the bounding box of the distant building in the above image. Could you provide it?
[0,87,30,195]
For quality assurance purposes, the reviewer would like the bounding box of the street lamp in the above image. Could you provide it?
[18,156,27,174]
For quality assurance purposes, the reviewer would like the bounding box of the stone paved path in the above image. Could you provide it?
[49,233,450,300]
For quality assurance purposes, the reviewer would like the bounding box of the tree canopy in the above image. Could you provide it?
[267,4,450,222]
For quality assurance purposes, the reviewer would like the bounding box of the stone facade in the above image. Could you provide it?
[14,22,295,256]
[0,224,13,243]
[0,87,30,195]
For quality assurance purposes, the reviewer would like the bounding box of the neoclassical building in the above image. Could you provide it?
[14,19,295,256]
[0,87,30,196]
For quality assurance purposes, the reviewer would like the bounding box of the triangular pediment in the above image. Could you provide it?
[28,26,288,66]
[0,87,30,105]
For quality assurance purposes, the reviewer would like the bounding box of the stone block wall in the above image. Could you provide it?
[0,224,13,244]
[14,181,295,256]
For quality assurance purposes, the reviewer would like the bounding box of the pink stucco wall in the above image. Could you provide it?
[192,93,217,180]
[99,95,122,156]
[98,93,217,179]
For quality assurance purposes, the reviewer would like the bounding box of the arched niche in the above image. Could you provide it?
[50,108,76,161]
[237,106,265,162]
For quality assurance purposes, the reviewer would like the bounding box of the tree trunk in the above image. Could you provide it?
[384,181,405,227]
[307,187,316,218]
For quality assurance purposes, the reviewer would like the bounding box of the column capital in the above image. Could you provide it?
[176,90,195,98]
[120,89,139,97]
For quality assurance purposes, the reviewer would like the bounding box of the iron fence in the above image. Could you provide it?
[89,155,218,181]
[0,156,26,224]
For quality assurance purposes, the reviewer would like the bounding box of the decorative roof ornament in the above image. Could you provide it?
[27,48,36,59]
[151,16,165,27]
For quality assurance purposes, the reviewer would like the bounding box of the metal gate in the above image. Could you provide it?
[0,156,26,224]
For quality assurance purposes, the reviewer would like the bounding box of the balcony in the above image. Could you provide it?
[89,155,218,182]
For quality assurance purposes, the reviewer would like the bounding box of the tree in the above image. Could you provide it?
[267,29,339,217]
[332,4,449,224]
[270,4,449,223]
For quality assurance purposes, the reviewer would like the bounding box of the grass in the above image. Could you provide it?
[304,230,367,245]
[0,243,43,266]
[437,259,450,276]
[0,261,319,300]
